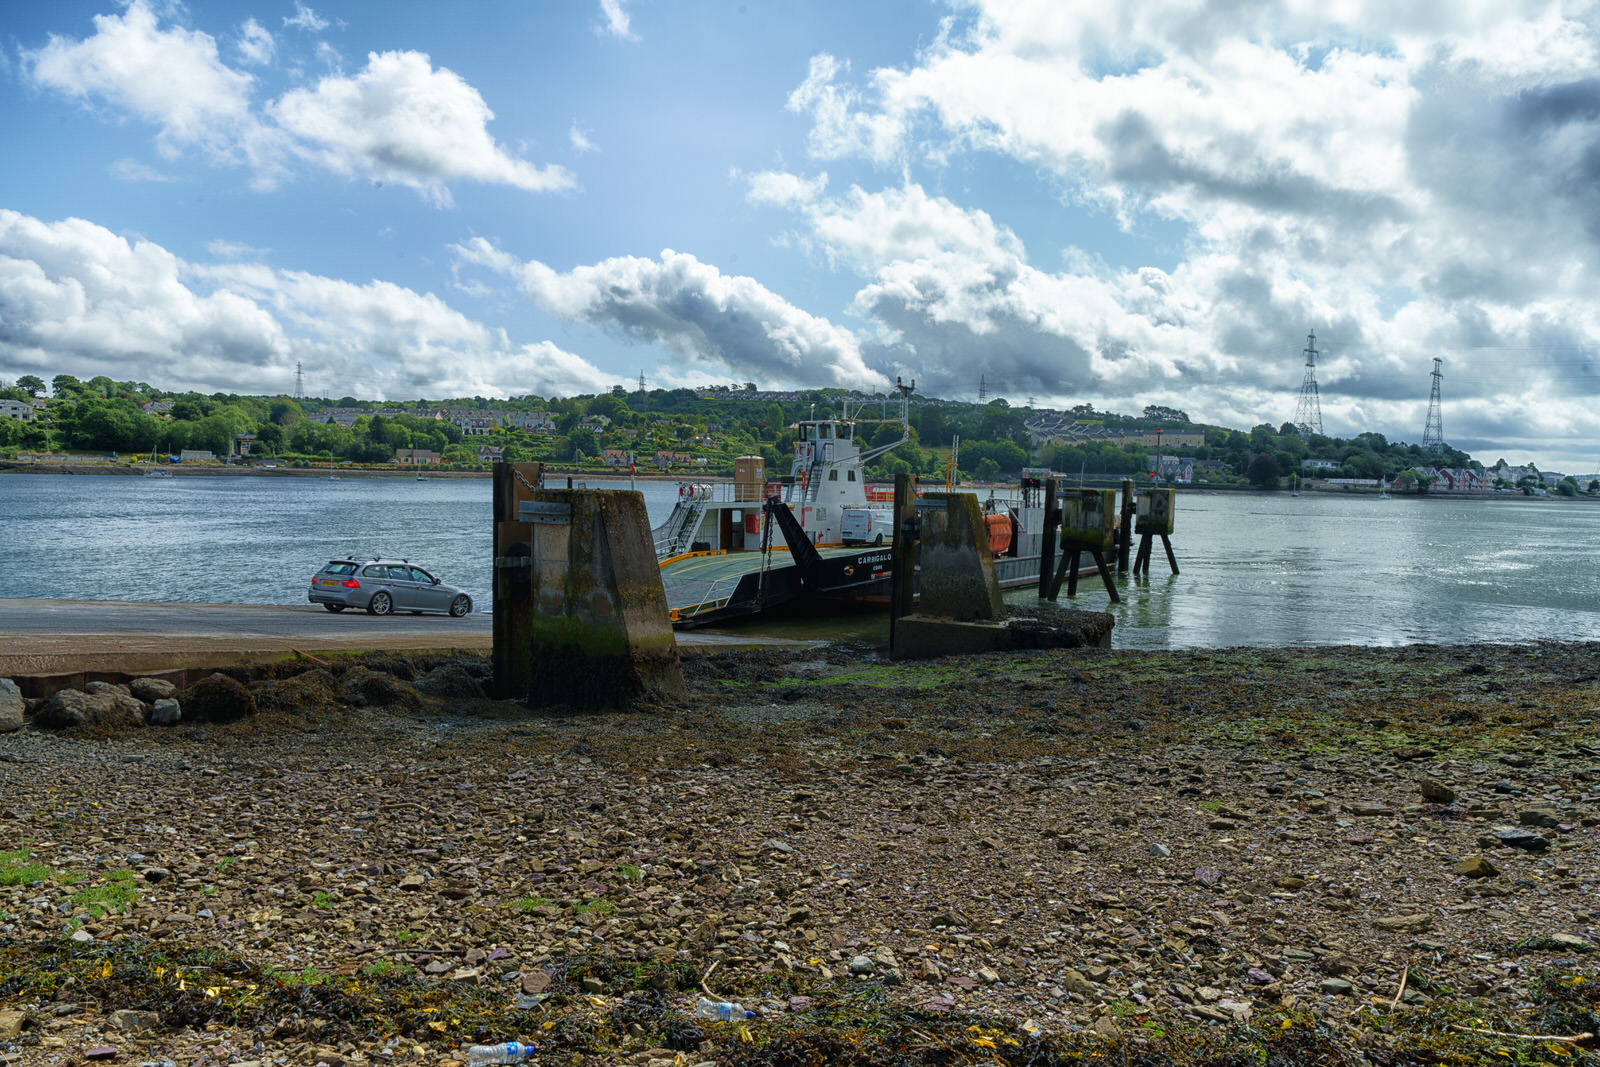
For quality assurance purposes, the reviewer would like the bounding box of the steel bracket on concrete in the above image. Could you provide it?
[518,501,573,524]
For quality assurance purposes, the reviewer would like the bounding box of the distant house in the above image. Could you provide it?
[477,444,504,463]
[602,448,631,467]
[0,399,35,421]
[395,448,442,466]
[141,400,174,416]
[233,432,258,457]
[1146,455,1194,483]
[1434,467,1491,492]
[653,450,693,468]
[179,449,215,463]
[503,411,558,434]
[1302,458,1339,470]
[579,414,611,433]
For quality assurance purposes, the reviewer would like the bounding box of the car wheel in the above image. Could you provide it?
[873,533,884,546]
[367,592,393,616]
[450,594,472,617]
[323,604,346,613]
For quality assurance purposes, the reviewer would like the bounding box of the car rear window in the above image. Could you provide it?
[322,562,358,575]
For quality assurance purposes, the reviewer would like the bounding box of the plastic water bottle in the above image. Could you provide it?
[466,1041,536,1066]
[695,996,754,1021]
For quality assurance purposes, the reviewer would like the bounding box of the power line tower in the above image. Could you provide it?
[1292,330,1323,436]
[294,361,304,400]
[637,370,646,393]
[1422,357,1445,453]
[978,374,988,404]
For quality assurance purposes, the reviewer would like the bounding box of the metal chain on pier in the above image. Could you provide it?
[513,466,541,495]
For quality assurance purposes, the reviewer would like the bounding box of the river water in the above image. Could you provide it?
[2,472,1597,649]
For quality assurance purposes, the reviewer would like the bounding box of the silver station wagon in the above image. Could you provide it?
[308,557,473,617]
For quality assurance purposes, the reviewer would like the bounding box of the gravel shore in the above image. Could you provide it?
[2,641,1598,1066]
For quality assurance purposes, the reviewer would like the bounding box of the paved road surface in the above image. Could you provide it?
[0,598,798,678]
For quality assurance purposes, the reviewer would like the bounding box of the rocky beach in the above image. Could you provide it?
[2,641,1598,1066]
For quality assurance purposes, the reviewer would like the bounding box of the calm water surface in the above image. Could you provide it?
[2,473,1597,649]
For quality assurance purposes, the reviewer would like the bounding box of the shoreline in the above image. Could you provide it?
[2,639,1597,1066]
[2,461,1590,500]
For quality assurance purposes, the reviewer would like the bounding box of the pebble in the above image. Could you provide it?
[1148,843,1171,857]
[1418,780,1456,803]
[847,955,873,976]
[1320,979,1354,995]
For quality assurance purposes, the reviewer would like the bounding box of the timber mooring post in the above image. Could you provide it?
[1132,487,1179,577]
[1117,478,1135,572]
[491,461,544,699]
[1047,488,1120,603]
[889,472,919,648]
[1037,477,1059,598]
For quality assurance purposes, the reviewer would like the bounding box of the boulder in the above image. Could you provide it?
[84,680,132,697]
[0,679,23,733]
[416,663,486,700]
[1455,855,1498,879]
[149,699,182,726]
[39,688,147,729]
[130,677,179,702]
[338,667,421,709]
[183,674,258,722]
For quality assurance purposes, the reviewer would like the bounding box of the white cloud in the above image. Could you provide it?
[0,210,613,400]
[598,0,638,41]
[762,1,1600,463]
[237,18,274,66]
[205,239,267,260]
[283,4,330,33]
[26,7,570,203]
[269,50,575,204]
[28,1,263,163]
[569,120,597,154]
[454,238,889,391]
[109,157,175,182]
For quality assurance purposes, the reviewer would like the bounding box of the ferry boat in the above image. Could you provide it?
[652,385,1087,628]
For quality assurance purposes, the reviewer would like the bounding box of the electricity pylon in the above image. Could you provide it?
[1422,358,1444,453]
[1292,331,1323,436]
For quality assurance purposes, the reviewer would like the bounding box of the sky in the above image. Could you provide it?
[4,1,1600,472]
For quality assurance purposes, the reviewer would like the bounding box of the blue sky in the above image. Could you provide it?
[5,1,1600,472]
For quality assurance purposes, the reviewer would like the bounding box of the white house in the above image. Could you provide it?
[0,399,35,421]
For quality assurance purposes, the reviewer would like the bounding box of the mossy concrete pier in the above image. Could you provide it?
[493,464,684,708]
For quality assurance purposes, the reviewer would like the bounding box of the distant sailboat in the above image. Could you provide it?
[143,444,172,478]
[327,454,340,481]
[1378,477,1392,500]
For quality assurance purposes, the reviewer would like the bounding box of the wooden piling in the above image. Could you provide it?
[1118,478,1134,572]
[1037,477,1058,598]
[491,461,544,699]
[889,472,919,647]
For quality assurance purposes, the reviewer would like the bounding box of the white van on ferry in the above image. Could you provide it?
[841,506,894,546]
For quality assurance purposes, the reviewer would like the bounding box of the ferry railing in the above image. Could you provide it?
[675,571,746,620]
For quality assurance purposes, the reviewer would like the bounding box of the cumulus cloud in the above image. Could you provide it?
[270,51,575,204]
[763,1,1600,462]
[0,210,612,399]
[569,120,597,154]
[28,2,262,163]
[598,0,638,41]
[454,239,888,391]
[25,4,570,202]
